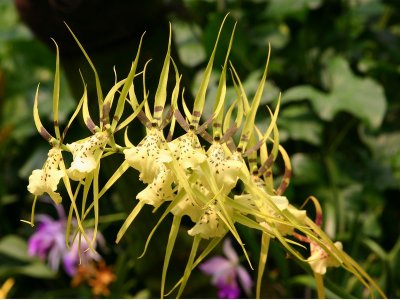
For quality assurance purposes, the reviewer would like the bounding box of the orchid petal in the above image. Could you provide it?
[136,164,174,208]
[199,256,230,276]
[222,238,238,264]
[237,265,253,295]
[66,131,108,181]
[27,147,64,204]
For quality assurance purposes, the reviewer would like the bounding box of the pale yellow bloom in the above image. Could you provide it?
[168,132,207,170]
[171,180,207,222]
[27,147,64,204]
[187,200,230,239]
[259,205,307,236]
[136,163,175,208]
[66,132,108,181]
[235,178,306,236]
[308,241,343,274]
[124,130,169,184]
[206,143,242,194]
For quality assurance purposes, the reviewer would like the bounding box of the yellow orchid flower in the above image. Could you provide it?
[66,131,109,181]
[187,200,230,239]
[136,163,175,208]
[168,132,207,171]
[27,147,65,204]
[308,241,343,275]
[124,129,169,184]
[206,142,242,195]
[170,180,205,222]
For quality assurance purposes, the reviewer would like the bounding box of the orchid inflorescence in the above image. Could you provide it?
[24,15,385,299]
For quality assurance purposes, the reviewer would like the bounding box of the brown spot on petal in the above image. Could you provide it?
[154,105,164,112]
[258,154,275,175]
[102,102,111,119]
[241,133,249,142]
[192,111,201,117]
[276,168,291,195]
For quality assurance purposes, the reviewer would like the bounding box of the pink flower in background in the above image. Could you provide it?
[28,204,68,272]
[200,238,253,299]
[28,202,104,276]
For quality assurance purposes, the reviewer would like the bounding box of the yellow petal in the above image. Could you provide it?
[27,147,64,204]
[308,241,343,274]
[207,143,242,194]
[66,132,108,181]
[187,204,228,239]
[124,131,167,183]
[171,180,207,222]
[136,164,174,208]
[168,133,206,170]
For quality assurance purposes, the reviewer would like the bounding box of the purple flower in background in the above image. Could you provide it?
[28,204,68,272]
[28,202,104,276]
[200,238,253,299]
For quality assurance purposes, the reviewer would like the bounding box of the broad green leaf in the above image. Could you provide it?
[0,235,32,262]
[284,56,386,129]
[173,20,206,67]
[266,0,322,19]
[289,275,342,298]
[0,262,56,279]
[278,104,323,145]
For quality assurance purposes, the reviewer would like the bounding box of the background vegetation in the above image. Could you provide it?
[1,0,399,298]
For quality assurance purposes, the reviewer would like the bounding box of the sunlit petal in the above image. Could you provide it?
[66,131,108,181]
[27,147,64,204]
[308,241,343,274]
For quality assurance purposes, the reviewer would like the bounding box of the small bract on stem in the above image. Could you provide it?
[25,15,386,299]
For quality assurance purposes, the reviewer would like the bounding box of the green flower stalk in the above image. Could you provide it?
[25,15,386,299]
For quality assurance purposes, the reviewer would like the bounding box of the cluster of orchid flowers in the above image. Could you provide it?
[24,16,385,299]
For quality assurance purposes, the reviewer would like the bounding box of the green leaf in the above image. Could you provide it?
[266,0,322,20]
[289,274,342,298]
[284,56,387,129]
[173,20,206,67]
[291,153,325,185]
[0,235,32,262]
[0,262,56,279]
[278,104,323,145]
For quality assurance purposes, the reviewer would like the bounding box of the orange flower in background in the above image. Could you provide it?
[72,260,116,297]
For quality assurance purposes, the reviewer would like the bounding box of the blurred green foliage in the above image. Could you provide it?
[1,0,399,298]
